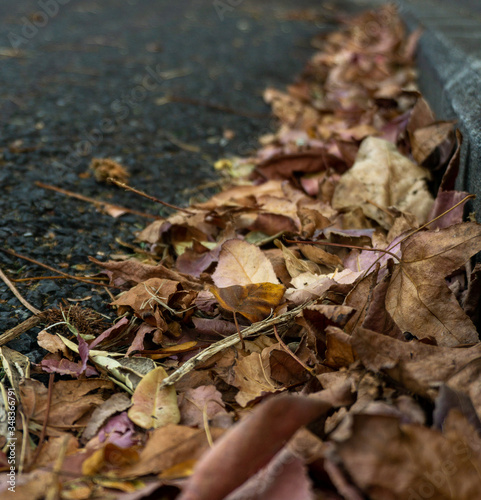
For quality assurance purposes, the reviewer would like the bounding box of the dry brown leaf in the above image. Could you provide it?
[82,392,132,443]
[81,442,140,476]
[334,413,481,500]
[233,351,282,407]
[111,278,179,330]
[127,366,180,429]
[351,327,481,412]
[285,274,337,304]
[178,384,229,427]
[118,424,224,478]
[37,330,70,357]
[34,434,79,468]
[90,257,202,290]
[385,223,481,346]
[269,347,311,386]
[212,239,279,287]
[0,469,55,500]
[411,121,455,165]
[275,240,320,278]
[324,326,356,369]
[332,137,434,227]
[299,244,344,271]
[20,379,113,434]
[225,448,315,500]
[254,149,345,182]
[196,180,287,211]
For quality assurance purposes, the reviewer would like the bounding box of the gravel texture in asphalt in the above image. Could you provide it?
[0,0,343,359]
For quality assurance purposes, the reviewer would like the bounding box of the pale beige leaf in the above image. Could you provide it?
[128,366,180,429]
[212,239,278,287]
[332,137,434,227]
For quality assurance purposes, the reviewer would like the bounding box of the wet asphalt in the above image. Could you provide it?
[0,0,342,358]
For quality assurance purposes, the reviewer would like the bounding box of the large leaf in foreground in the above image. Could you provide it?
[385,222,481,346]
[178,394,332,500]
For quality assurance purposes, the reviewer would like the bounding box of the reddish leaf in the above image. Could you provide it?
[178,394,332,500]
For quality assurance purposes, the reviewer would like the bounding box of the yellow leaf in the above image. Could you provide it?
[158,458,197,479]
[211,283,285,323]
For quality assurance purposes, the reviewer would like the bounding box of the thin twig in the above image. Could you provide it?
[108,179,195,215]
[19,411,28,474]
[359,193,477,283]
[273,324,314,374]
[0,247,120,288]
[159,301,314,389]
[35,181,160,219]
[45,434,71,500]
[29,373,55,471]
[11,275,108,283]
[163,130,202,153]
[400,193,475,240]
[203,405,214,448]
[233,311,245,350]
[0,265,41,315]
[166,94,270,120]
[285,238,401,262]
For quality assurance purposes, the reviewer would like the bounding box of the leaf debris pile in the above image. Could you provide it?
[2,5,481,499]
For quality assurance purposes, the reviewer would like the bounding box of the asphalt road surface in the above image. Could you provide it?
[0,0,341,358]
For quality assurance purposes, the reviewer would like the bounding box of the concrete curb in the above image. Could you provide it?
[396,0,481,219]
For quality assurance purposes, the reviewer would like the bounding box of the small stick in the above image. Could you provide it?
[0,247,119,288]
[108,178,195,215]
[158,301,314,389]
[0,315,41,346]
[35,181,160,220]
[0,265,41,315]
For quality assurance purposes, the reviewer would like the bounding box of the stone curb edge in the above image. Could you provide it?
[395,0,481,223]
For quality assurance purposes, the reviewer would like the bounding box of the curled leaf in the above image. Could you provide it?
[211,283,285,323]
